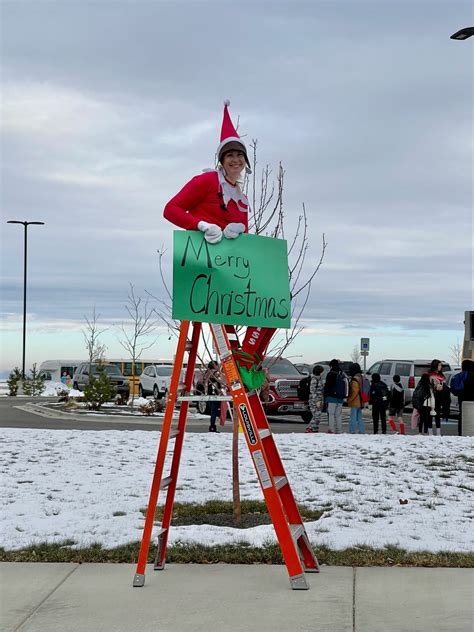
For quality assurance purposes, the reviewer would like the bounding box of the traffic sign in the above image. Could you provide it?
[360,338,370,352]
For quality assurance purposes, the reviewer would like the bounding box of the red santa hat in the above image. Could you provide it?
[217,100,251,169]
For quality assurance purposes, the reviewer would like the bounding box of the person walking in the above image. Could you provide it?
[305,365,325,433]
[203,360,226,432]
[347,363,365,434]
[323,359,347,434]
[428,359,446,436]
[388,374,405,434]
[369,373,390,434]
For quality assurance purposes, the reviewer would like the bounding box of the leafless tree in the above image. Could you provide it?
[351,346,362,364]
[449,339,462,366]
[82,306,108,371]
[119,283,159,407]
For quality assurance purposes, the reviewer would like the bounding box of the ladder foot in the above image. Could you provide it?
[133,573,145,587]
[304,567,320,573]
[290,574,309,590]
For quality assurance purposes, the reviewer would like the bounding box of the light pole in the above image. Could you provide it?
[7,220,45,378]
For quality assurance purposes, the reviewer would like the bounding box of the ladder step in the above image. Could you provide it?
[259,428,271,439]
[274,475,288,490]
[290,524,305,541]
[160,476,173,490]
[155,526,167,537]
[169,429,180,439]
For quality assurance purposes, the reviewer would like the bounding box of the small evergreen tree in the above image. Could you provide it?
[83,365,117,410]
[22,364,46,396]
[7,367,22,396]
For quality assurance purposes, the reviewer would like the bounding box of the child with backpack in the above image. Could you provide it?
[369,373,390,434]
[305,365,325,433]
[412,372,436,434]
[347,363,365,434]
[323,359,348,434]
[388,374,405,435]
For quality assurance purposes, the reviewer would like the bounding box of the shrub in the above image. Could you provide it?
[7,367,22,396]
[22,364,46,396]
[83,365,116,410]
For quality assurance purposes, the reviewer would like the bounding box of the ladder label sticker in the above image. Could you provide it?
[253,450,272,489]
[238,404,257,445]
[221,356,242,391]
[211,324,231,358]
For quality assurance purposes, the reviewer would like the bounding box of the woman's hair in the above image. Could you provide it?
[350,363,361,376]
[207,360,218,370]
[371,373,381,383]
[419,372,431,387]
[430,359,442,373]
[313,364,324,376]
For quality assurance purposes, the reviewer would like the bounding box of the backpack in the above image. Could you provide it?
[450,371,466,397]
[412,382,427,411]
[360,375,370,404]
[297,376,311,401]
[335,371,349,399]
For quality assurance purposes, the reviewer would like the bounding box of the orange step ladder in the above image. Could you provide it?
[133,320,319,590]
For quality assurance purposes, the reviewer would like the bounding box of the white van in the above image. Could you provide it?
[366,359,454,406]
[38,360,84,383]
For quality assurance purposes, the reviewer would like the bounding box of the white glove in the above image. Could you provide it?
[197,221,223,244]
[223,222,245,239]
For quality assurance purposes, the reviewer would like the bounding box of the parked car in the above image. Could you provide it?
[139,364,174,399]
[72,363,130,398]
[365,359,455,406]
[262,356,309,420]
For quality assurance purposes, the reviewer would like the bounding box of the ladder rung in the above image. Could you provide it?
[274,475,288,490]
[155,526,167,538]
[290,524,305,541]
[259,428,271,439]
[160,476,172,490]
[169,429,180,439]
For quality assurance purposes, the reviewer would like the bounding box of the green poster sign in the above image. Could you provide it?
[172,231,291,328]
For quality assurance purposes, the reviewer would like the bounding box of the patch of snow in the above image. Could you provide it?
[0,430,472,553]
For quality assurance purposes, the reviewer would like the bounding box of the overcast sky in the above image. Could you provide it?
[1,0,472,372]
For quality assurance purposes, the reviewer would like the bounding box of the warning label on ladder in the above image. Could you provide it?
[238,403,257,444]
[211,324,231,359]
[253,450,272,489]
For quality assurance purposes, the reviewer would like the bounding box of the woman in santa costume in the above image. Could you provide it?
[163,101,275,389]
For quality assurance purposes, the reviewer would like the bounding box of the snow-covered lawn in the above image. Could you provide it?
[1,429,472,553]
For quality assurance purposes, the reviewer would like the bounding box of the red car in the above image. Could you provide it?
[261,356,310,421]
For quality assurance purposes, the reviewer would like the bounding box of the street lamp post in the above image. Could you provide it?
[450,27,474,40]
[7,220,45,378]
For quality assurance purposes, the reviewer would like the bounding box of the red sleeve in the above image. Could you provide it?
[163,173,213,230]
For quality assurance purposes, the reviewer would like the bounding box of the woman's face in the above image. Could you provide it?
[221,151,246,179]
[437,362,442,371]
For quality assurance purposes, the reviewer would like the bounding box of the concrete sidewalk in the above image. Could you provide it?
[1,563,472,632]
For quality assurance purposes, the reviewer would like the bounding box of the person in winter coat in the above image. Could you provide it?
[388,374,405,434]
[163,101,274,390]
[428,359,446,436]
[323,359,346,434]
[457,359,474,436]
[203,361,226,432]
[347,363,365,434]
[415,372,437,434]
[305,365,325,433]
[369,373,390,434]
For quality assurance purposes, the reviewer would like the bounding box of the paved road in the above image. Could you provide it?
[0,396,461,435]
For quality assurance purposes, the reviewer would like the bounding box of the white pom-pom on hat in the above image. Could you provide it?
[224,99,231,106]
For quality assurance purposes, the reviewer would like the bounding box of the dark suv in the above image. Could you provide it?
[72,363,130,399]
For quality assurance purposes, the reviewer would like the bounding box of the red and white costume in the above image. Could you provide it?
[163,102,276,371]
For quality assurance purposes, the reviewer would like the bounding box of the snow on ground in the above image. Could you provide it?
[1,429,473,553]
